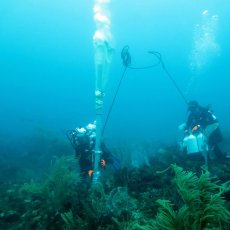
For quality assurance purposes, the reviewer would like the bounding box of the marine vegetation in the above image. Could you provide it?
[0,131,230,229]
[153,164,230,230]
[19,155,80,229]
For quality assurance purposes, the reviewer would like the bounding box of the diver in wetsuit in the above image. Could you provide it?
[185,101,224,159]
[67,122,120,181]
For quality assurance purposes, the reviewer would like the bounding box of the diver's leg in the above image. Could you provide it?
[201,150,208,170]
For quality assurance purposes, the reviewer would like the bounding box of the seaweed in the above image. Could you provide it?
[18,155,80,229]
[1,138,230,229]
[153,164,230,230]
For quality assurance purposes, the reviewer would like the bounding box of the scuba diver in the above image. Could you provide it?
[182,101,224,163]
[66,121,120,182]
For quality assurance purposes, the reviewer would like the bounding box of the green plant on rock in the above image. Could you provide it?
[19,155,80,229]
[89,183,108,220]
[153,164,230,230]
[61,209,86,230]
[107,186,137,217]
[45,155,80,209]
[20,180,46,196]
[61,210,76,230]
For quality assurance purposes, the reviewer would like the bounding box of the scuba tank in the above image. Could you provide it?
[184,134,199,154]
[183,129,207,154]
[196,132,207,152]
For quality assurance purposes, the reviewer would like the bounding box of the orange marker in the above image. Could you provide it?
[88,170,94,177]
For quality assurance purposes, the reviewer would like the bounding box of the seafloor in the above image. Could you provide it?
[0,130,230,230]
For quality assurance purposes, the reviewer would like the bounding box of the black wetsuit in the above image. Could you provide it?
[71,131,118,180]
[186,107,223,158]
[74,133,94,179]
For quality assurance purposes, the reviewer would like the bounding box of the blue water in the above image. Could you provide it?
[1,0,230,145]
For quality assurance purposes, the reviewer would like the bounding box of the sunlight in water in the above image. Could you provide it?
[190,9,220,71]
[186,9,220,95]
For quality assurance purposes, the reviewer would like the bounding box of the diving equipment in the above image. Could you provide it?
[183,132,207,154]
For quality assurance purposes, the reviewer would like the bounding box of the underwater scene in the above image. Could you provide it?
[1,0,230,229]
